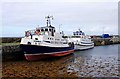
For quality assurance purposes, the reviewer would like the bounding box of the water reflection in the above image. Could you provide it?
[68,56,118,77]
[65,44,119,77]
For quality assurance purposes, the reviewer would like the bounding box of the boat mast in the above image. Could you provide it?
[45,15,53,27]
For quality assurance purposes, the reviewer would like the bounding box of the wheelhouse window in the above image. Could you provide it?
[41,29,44,31]
[49,29,51,31]
[45,28,48,31]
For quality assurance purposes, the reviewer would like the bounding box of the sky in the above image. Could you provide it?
[1,0,119,37]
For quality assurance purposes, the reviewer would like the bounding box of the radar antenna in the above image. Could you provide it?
[45,15,53,27]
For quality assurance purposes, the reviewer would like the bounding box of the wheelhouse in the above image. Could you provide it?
[25,26,56,37]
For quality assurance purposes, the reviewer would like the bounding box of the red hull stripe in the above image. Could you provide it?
[25,50,74,61]
[50,50,74,56]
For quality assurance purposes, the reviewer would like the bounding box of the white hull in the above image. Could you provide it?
[74,44,94,51]
[67,29,95,51]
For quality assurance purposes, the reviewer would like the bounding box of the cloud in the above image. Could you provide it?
[1,0,119,2]
[1,2,118,37]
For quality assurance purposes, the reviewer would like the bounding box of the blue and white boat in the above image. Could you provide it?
[20,16,74,61]
[67,29,94,51]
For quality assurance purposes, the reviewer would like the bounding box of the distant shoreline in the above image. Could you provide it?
[1,36,120,44]
[0,37,23,38]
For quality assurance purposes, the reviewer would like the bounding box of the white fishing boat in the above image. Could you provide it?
[20,16,74,61]
[67,29,94,51]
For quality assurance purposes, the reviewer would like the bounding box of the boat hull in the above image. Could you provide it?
[20,44,74,61]
[74,44,94,51]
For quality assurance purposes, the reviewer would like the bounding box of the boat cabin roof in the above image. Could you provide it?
[73,29,85,36]
[25,26,55,36]
[36,26,55,30]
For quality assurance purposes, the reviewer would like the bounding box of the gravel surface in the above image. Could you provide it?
[2,54,119,78]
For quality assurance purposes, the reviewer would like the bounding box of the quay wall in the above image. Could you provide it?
[2,45,25,61]
[1,37,21,43]
[92,38,120,46]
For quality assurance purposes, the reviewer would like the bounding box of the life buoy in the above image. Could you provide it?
[25,31,30,37]
[35,29,41,35]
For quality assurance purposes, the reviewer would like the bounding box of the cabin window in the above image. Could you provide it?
[55,39,59,41]
[35,38,38,40]
[54,30,55,32]
[49,29,51,31]
[27,42,31,45]
[45,41,50,43]
[63,42,67,44]
[45,29,48,31]
[41,29,44,31]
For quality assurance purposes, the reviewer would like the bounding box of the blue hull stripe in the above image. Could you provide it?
[20,44,74,54]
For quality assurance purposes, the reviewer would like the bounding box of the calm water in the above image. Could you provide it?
[2,44,119,77]
[74,44,119,57]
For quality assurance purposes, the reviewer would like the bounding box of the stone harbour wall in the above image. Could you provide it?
[1,37,21,43]
[92,38,120,46]
[2,45,25,61]
[2,45,20,53]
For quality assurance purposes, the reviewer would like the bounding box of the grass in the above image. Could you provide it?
[0,43,20,46]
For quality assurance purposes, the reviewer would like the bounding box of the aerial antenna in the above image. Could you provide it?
[102,26,104,34]
[78,28,81,31]
[59,24,62,33]
[45,15,53,27]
